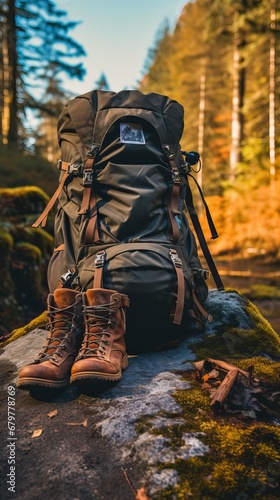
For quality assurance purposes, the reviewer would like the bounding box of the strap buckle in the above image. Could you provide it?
[94,250,106,268]
[172,169,181,184]
[59,267,78,287]
[56,159,83,177]
[192,268,210,280]
[82,168,93,187]
[169,249,182,268]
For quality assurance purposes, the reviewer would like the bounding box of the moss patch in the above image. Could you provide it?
[152,379,280,500]
[239,284,280,300]
[0,185,49,219]
[1,310,48,347]
[139,291,280,499]
[191,291,280,361]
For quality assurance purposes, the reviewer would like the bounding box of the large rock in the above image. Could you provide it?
[0,186,53,331]
[1,290,279,499]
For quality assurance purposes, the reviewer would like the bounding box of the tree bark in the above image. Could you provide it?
[6,0,18,145]
[269,0,276,182]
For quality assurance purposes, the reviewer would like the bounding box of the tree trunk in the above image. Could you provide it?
[197,57,206,189]
[6,0,18,145]
[229,6,247,184]
[269,1,276,183]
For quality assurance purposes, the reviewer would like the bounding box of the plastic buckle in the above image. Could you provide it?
[94,251,105,268]
[87,145,100,158]
[68,163,83,176]
[56,159,63,170]
[163,145,174,160]
[169,249,182,268]
[59,267,77,287]
[82,168,93,187]
[172,169,181,184]
[192,268,210,280]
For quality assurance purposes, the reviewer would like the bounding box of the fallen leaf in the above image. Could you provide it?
[47,409,58,418]
[135,487,151,500]
[65,419,88,427]
[32,429,43,438]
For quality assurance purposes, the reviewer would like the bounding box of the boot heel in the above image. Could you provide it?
[121,354,129,371]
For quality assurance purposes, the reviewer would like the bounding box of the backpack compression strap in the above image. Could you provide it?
[164,146,181,243]
[31,162,83,228]
[92,246,186,326]
[185,176,225,291]
[67,96,102,244]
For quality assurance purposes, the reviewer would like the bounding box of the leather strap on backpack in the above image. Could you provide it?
[78,158,95,215]
[164,145,181,243]
[93,250,106,288]
[32,160,84,228]
[32,170,70,228]
[169,249,185,325]
[185,177,225,291]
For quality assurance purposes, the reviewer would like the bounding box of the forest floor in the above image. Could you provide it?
[0,257,279,500]
[204,256,280,335]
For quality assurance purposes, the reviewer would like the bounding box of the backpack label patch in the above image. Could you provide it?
[120,123,145,144]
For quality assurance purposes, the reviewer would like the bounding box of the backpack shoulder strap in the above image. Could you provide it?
[66,92,97,157]
[184,176,225,291]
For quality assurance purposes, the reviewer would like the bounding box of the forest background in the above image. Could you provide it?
[0,0,279,334]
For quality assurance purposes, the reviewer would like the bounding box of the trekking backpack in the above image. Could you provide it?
[33,90,224,353]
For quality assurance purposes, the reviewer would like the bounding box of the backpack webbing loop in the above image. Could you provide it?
[78,158,95,215]
[192,290,213,322]
[93,250,106,288]
[84,199,101,244]
[32,171,70,228]
[165,146,181,243]
[184,180,224,291]
[169,249,185,325]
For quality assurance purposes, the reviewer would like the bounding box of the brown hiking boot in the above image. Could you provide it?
[17,289,83,390]
[70,288,129,384]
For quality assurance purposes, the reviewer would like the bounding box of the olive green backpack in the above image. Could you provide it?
[33,90,223,353]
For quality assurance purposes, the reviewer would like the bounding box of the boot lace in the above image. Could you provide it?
[34,302,79,363]
[77,302,116,360]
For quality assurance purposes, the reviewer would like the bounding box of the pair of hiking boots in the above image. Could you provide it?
[17,288,129,391]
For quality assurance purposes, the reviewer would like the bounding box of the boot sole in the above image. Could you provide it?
[16,376,69,391]
[70,356,128,384]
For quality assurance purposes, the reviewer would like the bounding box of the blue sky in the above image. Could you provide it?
[57,0,187,94]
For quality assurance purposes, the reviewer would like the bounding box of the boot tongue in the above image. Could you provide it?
[86,288,115,306]
[84,289,113,348]
[53,288,78,308]
[49,289,78,339]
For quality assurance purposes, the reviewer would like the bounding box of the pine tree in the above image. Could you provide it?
[0,0,86,148]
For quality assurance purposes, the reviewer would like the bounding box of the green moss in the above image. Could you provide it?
[0,185,49,217]
[1,310,48,346]
[236,357,280,382]
[190,293,280,361]
[239,284,280,300]
[0,227,14,249]
[14,241,42,261]
[152,381,280,500]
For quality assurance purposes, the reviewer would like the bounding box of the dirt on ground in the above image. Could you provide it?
[0,358,146,500]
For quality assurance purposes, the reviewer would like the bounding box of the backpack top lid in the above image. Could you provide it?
[58,89,185,158]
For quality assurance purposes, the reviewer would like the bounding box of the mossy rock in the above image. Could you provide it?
[0,226,14,261]
[0,185,54,331]
[0,185,49,219]
[153,290,280,499]
[190,289,280,361]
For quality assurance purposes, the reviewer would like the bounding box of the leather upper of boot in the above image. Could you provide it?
[17,289,83,384]
[71,288,129,377]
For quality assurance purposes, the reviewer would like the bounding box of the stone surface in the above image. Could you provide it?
[0,289,279,499]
